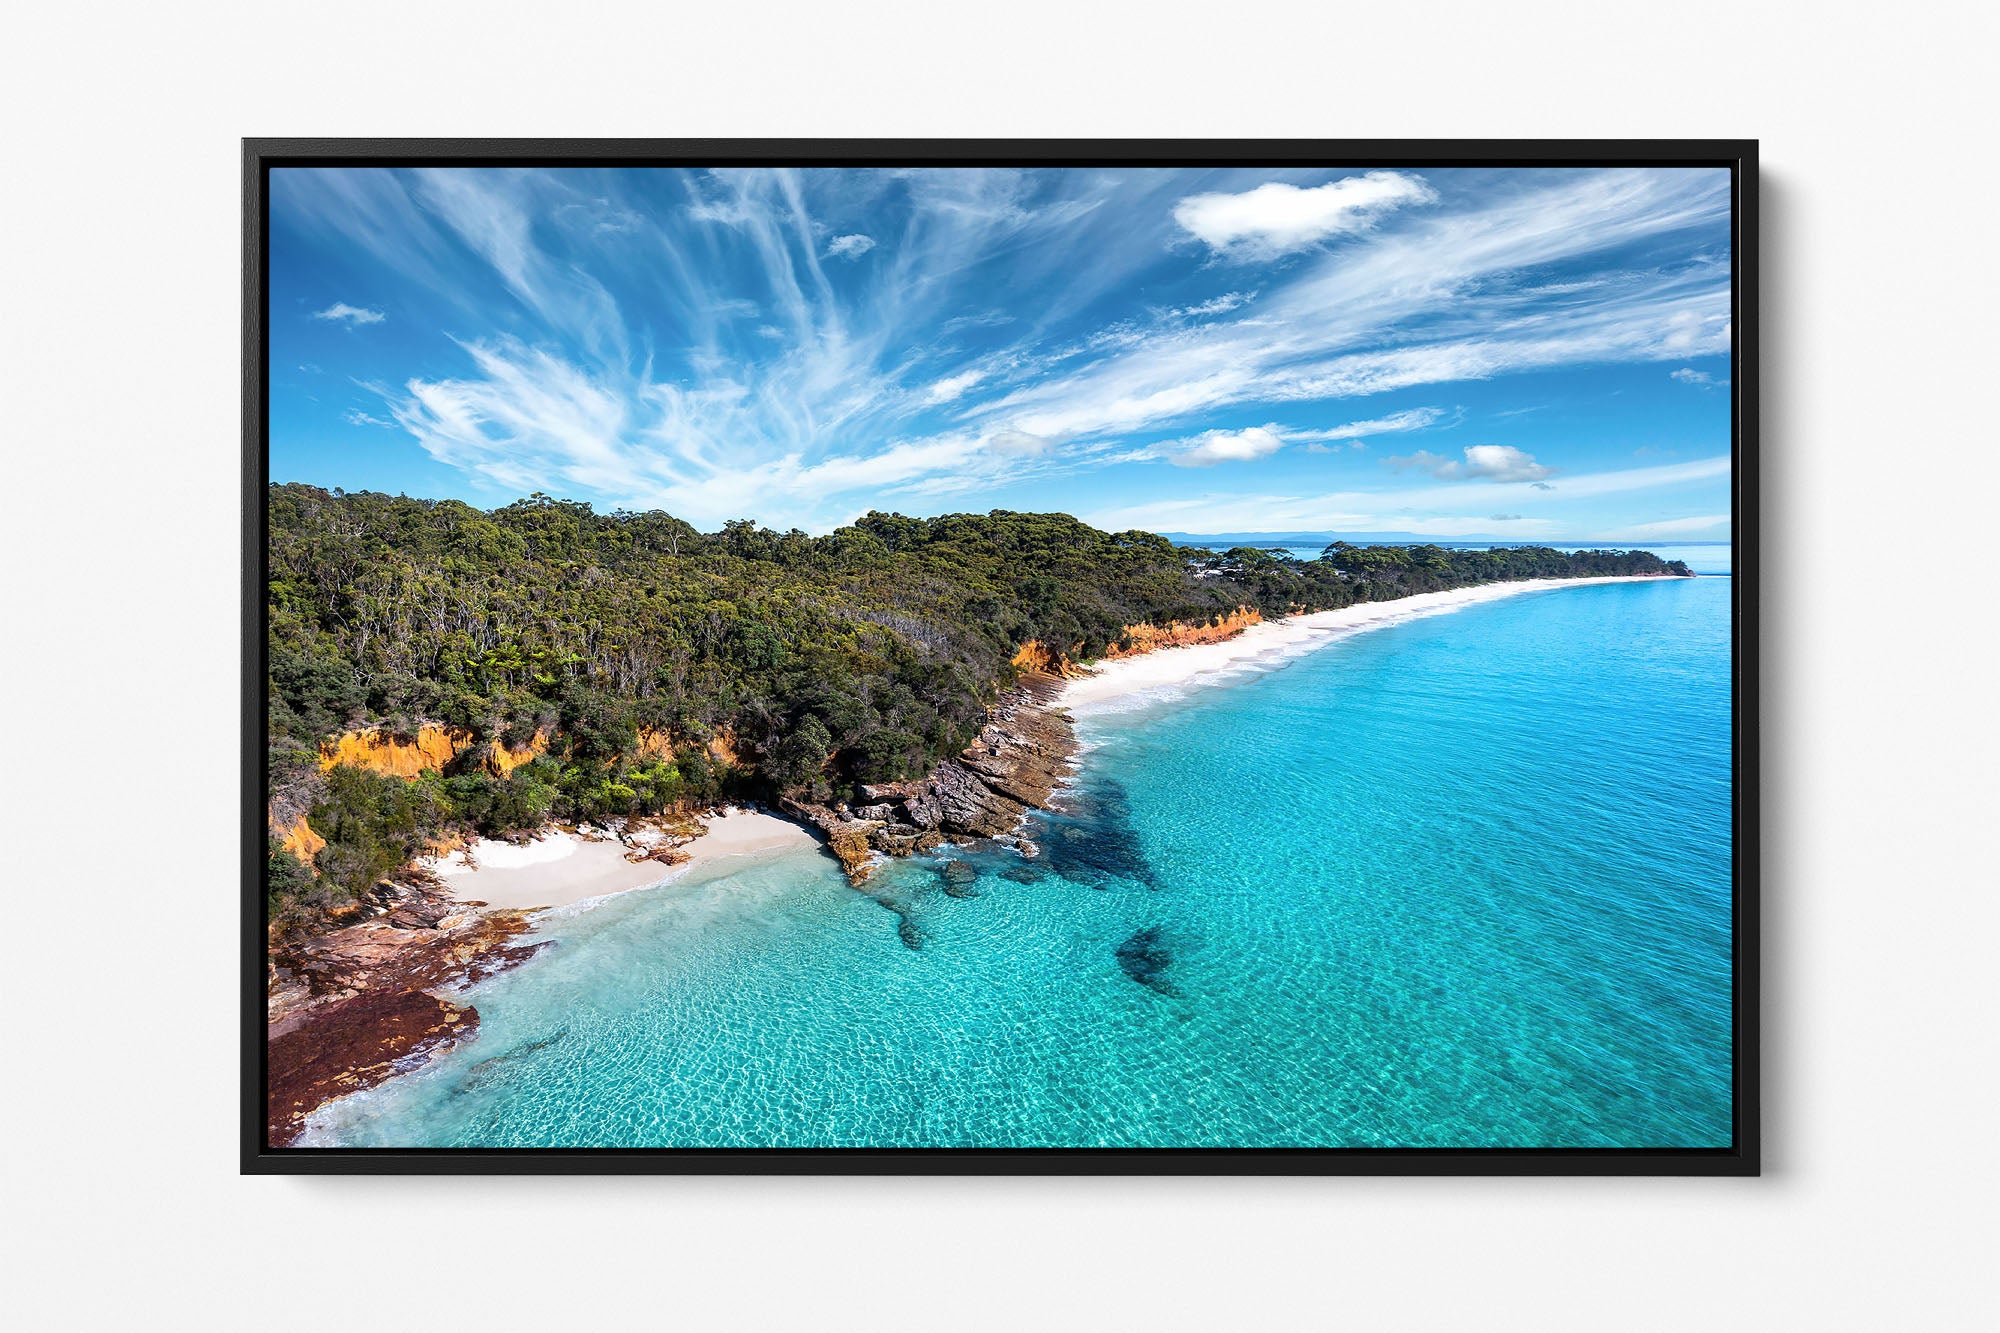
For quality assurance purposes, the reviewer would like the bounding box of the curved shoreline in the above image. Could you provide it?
[1064,575,1684,713]
[427,808,819,911]
[275,574,1685,1143]
[266,807,821,1143]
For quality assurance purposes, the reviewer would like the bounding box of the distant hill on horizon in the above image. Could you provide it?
[1159,530,1731,550]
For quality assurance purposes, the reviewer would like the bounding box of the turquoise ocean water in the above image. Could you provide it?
[303,562,1733,1149]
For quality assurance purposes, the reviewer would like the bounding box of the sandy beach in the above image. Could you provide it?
[425,807,818,910]
[1063,576,1680,713]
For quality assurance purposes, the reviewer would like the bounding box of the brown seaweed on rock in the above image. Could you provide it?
[264,879,552,1145]
[266,987,476,1145]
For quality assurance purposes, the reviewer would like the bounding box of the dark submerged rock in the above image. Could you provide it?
[1115,927,1179,996]
[458,1030,570,1091]
[938,859,981,898]
[1041,778,1155,889]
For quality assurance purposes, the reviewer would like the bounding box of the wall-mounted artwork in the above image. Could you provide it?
[245,140,1757,1174]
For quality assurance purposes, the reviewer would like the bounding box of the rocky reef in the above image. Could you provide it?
[265,879,549,1145]
[783,672,1076,884]
[1115,926,1179,996]
[267,987,475,1146]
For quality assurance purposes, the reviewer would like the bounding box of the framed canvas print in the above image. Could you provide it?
[244,139,1757,1174]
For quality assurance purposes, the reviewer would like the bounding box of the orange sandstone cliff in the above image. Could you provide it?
[705,728,744,768]
[1013,607,1264,677]
[1011,640,1091,678]
[632,727,677,763]
[317,724,473,778]
[477,730,550,778]
[274,813,326,866]
[1103,606,1262,659]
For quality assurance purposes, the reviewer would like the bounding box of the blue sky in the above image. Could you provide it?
[270,165,1732,541]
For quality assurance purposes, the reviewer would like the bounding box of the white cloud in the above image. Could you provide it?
[1287,406,1448,443]
[941,310,1013,334]
[342,409,393,428]
[975,172,1733,444]
[925,368,987,403]
[1384,444,1556,483]
[1596,514,1731,540]
[412,169,627,363]
[986,429,1050,456]
[313,302,385,326]
[1671,366,1727,388]
[1173,172,1436,259]
[382,335,1068,530]
[1166,291,1256,318]
[1527,454,1727,499]
[687,198,749,225]
[556,199,644,235]
[1079,453,1729,536]
[826,233,876,260]
[1164,425,1286,467]
[785,434,980,493]
[317,166,1732,534]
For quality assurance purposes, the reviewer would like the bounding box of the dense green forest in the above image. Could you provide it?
[266,483,1687,934]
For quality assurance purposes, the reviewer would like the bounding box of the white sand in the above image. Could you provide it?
[1063,576,1681,714]
[426,807,818,911]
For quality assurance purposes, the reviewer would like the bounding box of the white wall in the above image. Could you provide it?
[6,2,1994,1327]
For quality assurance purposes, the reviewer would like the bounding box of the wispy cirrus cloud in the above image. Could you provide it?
[968,169,1732,447]
[1162,291,1257,319]
[1293,407,1449,440]
[1290,406,1452,447]
[274,164,1733,533]
[1595,513,1731,540]
[313,302,384,325]
[1082,454,1729,536]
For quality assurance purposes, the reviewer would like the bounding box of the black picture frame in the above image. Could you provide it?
[243,138,1759,1176]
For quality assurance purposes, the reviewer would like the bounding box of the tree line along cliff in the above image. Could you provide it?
[265,483,1689,936]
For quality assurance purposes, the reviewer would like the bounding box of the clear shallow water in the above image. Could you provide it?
[303,577,1733,1149]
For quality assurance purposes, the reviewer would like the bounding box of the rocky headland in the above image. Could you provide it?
[782,671,1077,883]
[265,878,549,1145]
[265,810,715,1143]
